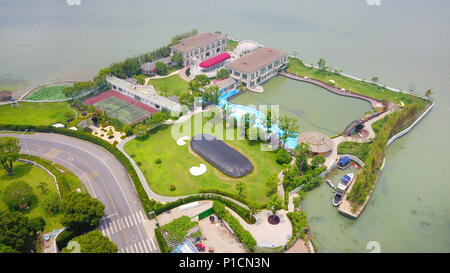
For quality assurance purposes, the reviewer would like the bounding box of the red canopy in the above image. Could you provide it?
[199,53,231,68]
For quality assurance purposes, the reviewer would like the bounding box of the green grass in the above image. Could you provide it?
[337,141,372,163]
[26,84,71,100]
[0,162,63,232]
[124,111,283,206]
[0,101,75,126]
[148,74,189,97]
[287,57,426,106]
[226,39,238,51]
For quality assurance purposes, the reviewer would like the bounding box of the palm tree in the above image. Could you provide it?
[425,89,433,99]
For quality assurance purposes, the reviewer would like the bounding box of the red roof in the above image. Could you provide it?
[199,53,231,68]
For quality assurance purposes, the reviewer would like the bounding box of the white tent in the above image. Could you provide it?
[52,123,65,128]
[69,127,78,131]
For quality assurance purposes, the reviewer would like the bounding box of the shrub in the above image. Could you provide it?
[41,192,61,215]
[213,201,256,251]
[28,217,46,232]
[169,184,176,191]
[155,158,162,164]
[113,140,118,146]
[276,149,291,165]
[154,228,172,253]
[287,211,309,239]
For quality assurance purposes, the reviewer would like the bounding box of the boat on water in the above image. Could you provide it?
[337,173,354,191]
[326,179,335,189]
[333,190,344,206]
[337,156,351,169]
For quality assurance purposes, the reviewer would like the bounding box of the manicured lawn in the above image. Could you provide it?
[148,74,189,97]
[287,57,426,106]
[0,162,63,232]
[0,101,74,126]
[124,111,283,206]
[226,39,238,51]
[26,84,71,100]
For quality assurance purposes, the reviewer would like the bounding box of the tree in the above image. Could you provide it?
[61,192,105,233]
[0,210,33,252]
[311,154,326,168]
[171,52,183,66]
[295,142,311,176]
[41,192,61,215]
[425,89,433,99]
[269,195,283,216]
[0,137,21,175]
[236,182,246,199]
[151,111,169,125]
[371,77,379,83]
[28,217,45,233]
[217,68,229,79]
[266,175,278,195]
[279,116,299,148]
[2,181,36,211]
[276,148,291,165]
[132,124,148,138]
[155,61,168,76]
[193,74,210,87]
[317,58,327,70]
[62,230,118,253]
[134,74,146,85]
[179,92,194,106]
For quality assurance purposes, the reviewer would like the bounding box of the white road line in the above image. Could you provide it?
[124,217,130,228]
[139,211,145,221]
[135,212,142,223]
[146,239,152,251]
[132,214,138,225]
[112,220,118,234]
[103,221,111,238]
[128,215,135,226]
[150,237,156,250]
[142,240,149,252]
[138,242,144,253]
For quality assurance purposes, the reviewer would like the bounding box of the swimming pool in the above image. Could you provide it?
[217,89,299,149]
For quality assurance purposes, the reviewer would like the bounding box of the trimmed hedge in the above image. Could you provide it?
[154,194,256,224]
[154,227,172,253]
[212,201,256,252]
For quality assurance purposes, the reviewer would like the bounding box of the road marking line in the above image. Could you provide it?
[132,214,138,225]
[128,215,135,226]
[135,212,142,223]
[124,217,129,228]
[146,239,152,251]
[138,242,144,253]
[139,211,145,221]
[150,237,156,250]
[112,221,118,233]
[103,221,111,238]
[142,240,149,252]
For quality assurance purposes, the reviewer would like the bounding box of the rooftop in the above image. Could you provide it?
[297,131,334,154]
[214,78,236,90]
[226,47,287,74]
[171,32,225,53]
[199,52,231,68]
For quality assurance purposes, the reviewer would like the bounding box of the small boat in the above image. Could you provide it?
[337,156,351,169]
[351,162,360,169]
[337,173,354,191]
[333,190,344,206]
[326,179,335,189]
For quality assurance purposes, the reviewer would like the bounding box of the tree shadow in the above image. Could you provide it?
[0,162,33,181]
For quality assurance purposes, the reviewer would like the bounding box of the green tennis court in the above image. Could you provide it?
[94,96,150,124]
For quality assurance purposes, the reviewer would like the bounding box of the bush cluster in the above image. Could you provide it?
[212,201,256,252]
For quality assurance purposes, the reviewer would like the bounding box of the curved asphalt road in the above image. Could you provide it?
[0,133,158,253]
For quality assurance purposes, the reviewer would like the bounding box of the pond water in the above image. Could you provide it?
[230,76,372,136]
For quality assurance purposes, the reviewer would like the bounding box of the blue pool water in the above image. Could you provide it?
[217,89,299,149]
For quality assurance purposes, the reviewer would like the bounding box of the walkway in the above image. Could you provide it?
[178,66,191,82]
[280,72,384,109]
[144,69,182,85]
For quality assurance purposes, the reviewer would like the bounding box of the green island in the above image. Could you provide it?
[0,30,433,254]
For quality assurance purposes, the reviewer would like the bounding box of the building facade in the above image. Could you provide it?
[225,47,288,89]
[106,76,182,114]
[171,32,227,66]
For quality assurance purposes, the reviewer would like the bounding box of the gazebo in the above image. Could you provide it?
[297,131,334,154]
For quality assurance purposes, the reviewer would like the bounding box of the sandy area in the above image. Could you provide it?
[285,239,309,253]
[91,125,125,144]
[198,214,246,253]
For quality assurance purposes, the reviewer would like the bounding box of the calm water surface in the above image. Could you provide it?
[1,0,448,252]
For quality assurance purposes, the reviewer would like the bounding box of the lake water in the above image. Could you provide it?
[1,0,448,252]
[231,76,372,135]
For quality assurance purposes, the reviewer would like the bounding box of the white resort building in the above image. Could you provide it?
[225,47,288,91]
[106,76,182,113]
[170,32,227,66]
